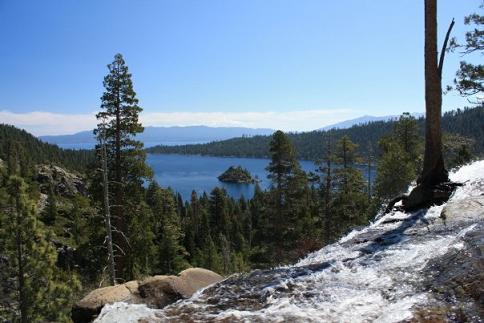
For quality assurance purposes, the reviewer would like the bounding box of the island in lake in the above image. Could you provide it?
[218,166,256,184]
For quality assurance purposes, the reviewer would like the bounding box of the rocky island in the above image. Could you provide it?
[217,166,255,184]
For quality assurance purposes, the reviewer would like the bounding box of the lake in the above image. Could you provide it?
[55,141,209,150]
[146,154,376,201]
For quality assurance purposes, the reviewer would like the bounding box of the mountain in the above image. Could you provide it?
[39,126,275,149]
[320,113,424,130]
[147,106,484,160]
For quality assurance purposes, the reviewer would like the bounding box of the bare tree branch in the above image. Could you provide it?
[438,18,455,79]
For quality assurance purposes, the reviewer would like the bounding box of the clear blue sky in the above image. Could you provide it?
[0,0,481,134]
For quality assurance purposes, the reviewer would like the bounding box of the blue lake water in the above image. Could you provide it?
[146,154,376,201]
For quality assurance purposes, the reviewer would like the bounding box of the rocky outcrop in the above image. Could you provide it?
[34,164,86,197]
[72,268,223,323]
[409,196,484,322]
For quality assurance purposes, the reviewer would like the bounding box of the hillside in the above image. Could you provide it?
[92,160,484,322]
[0,124,94,171]
[147,106,484,160]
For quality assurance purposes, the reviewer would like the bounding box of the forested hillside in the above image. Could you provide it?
[147,106,484,160]
[0,124,94,171]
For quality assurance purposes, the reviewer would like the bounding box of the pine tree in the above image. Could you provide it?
[374,113,423,202]
[146,182,189,275]
[450,3,483,101]
[334,135,358,169]
[443,133,474,169]
[209,187,231,239]
[265,130,309,260]
[94,53,153,280]
[332,136,369,233]
[394,113,422,167]
[314,134,334,243]
[374,136,417,202]
[1,176,79,322]
[181,191,200,263]
[41,184,57,226]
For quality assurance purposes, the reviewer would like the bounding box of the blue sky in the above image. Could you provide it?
[0,0,481,135]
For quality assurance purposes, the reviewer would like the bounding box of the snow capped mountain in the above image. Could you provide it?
[320,113,423,130]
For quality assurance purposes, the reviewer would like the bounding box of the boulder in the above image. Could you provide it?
[176,267,224,297]
[72,281,141,323]
[137,275,181,308]
[440,195,484,224]
[137,268,224,308]
[72,268,223,323]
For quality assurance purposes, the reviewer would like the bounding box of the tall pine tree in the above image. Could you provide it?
[94,53,153,280]
[265,131,310,261]
[146,182,189,275]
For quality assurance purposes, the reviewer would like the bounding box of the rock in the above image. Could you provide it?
[72,268,223,323]
[34,164,86,197]
[176,267,224,297]
[138,276,181,308]
[440,196,484,225]
[72,281,141,323]
[138,268,224,307]
[411,226,484,321]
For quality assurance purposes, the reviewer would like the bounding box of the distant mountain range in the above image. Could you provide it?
[38,114,425,149]
[39,126,275,149]
[319,113,424,130]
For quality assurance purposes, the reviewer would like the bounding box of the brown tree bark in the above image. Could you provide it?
[398,0,458,212]
[101,138,116,285]
[419,0,449,187]
[324,135,332,244]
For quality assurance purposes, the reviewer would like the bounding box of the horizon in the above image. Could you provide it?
[30,111,425,138]
[0,0,481,135]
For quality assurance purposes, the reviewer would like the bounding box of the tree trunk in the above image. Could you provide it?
[367,147,372,203]
[420,0,448,187]
[101,140,116,285]
[114,80,127,279]
[324,135,332,244]
[15,194,27,323]
[400,0,454,212]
